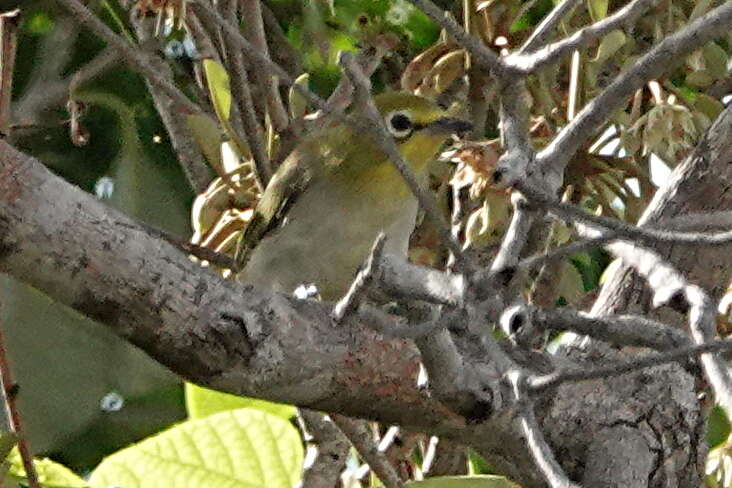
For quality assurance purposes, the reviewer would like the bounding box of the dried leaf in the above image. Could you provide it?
[401,42,454,92]
[288,73,311,119]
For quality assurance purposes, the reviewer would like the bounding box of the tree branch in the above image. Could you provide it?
[0,139,476,438]
[57,0,204,117]
[404,0,504,74]
[331,415,407,488]
[509,0,657,72]
[534,1,732,175]
[519,0,582,53]
[297,409,350,488]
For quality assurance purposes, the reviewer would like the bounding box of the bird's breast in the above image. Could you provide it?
[239,177,419,300]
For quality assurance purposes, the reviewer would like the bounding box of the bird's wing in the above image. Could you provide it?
[233,125,359,270]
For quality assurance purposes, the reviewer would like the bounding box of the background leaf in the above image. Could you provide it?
[89,409,303,488]
[185,383,295,420]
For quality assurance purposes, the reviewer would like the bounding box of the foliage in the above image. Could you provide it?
[6,0,732,487]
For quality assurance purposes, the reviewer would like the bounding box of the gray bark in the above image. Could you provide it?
[1,102,731,485]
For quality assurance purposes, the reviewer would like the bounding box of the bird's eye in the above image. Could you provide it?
[386,111,414,139]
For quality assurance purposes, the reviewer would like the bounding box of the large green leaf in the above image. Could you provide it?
[89,409,303,488]
[185,383,296,420]
[7,447,88,488]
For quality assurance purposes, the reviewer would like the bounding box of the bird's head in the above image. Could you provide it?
[373,92,472,172]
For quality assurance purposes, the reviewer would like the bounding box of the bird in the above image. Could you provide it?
[235,91,471,301]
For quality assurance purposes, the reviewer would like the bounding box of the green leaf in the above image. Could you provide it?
[593,30,626,64]
[186,114,225,174]
[703,42,729,80]
[686,70,715,88]
[204,59,233,123]
[709,406,732,448]
[7,448,88,488]
[467,449,494,475]
[185,382,296,420]
[89,409,303,488]
[397,475,518,488]
[586,0,608,21]
[556,261,585,306]
[25,12,55,35]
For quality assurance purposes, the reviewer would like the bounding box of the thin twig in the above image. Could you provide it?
[331,414,407,488]
[333,234,386,322]
[129,13,213,193]
[509,0,657,71]
[308,44,389,133]
[526,305,689,350]
[578,224,732,413]
[0,305,41,488]
[204,7,274,185]
[491,194,537,271]
[519,0,582,53]
[241,0,289,134]
[518,183,732,247]
[406,0,504,74]
[11,18,79,130]
[534,1,732,173]
[189,1,326,112]
[57,0,204,116]
[530,337,732,393]
[297,409,350,488]
[68,47,119,96]
[0,9,20,137]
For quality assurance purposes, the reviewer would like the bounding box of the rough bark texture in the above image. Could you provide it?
[548,107,732,487]
[1,99,731,485]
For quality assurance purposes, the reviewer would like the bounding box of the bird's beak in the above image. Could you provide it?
[426,117,472,137]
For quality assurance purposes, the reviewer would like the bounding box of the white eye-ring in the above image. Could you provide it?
[386,111,414,138]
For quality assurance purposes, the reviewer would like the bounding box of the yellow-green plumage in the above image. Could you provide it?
[236,92,468,300]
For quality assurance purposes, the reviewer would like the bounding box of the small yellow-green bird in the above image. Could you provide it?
[236,92,470,300]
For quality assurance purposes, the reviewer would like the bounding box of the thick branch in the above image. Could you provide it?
[0,139,474,437]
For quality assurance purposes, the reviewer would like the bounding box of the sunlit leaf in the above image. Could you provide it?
[556,261,585,306]
[586,0,608,22]
[89,409,303,488]
[7,448,88,488]
[186,382,295,420]
[710,406,732,449]
[289,73,311,119]
[203,59,232,123]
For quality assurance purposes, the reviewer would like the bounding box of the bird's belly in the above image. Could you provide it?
[239,191,418,300]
